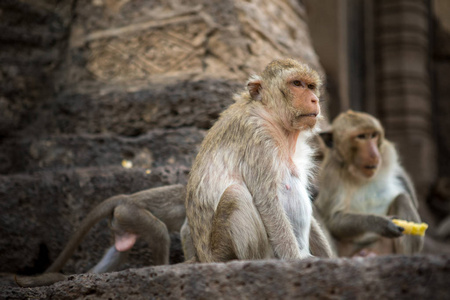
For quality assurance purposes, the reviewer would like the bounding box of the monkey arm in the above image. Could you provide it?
[328,211,404,240]
[246,171,302,259]
[257,194,302,259]
[180,219,196,262]
[388,193,425,254]
[309,216,334,258]
[396,169,419,208]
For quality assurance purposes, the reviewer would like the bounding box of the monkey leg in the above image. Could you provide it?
[387,194,424,254]
[309,214,335,258]
[180,219,196,262]
[210,184,273,262]
[112,204,170,265]
[436,216,450,238]
[89,246,129,273]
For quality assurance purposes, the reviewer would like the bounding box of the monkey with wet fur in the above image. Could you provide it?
[184,58,333,263]
[315,110,424,257]
[15,184,186,287]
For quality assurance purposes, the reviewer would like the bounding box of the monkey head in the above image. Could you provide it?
[246,58,323,131]
[322,110,385,179]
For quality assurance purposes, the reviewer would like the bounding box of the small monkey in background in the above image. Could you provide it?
[184,58,333,263]
[315,110,424,257]
[15,184,186,287]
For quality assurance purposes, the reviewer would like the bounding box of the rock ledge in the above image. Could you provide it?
[3,255,449,299]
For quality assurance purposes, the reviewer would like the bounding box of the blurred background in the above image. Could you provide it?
[305,0,450,229]
[0,0,448,278]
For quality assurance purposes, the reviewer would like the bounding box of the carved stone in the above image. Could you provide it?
[374,0,436,199]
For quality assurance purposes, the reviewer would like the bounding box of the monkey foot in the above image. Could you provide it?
[353,249,377,258]
[115,232,138,252]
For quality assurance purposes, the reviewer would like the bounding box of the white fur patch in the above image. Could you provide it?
[280,131,316,255]
[349,166,404,215]
[280,173,312,255]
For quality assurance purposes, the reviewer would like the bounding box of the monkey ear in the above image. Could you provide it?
[247,78,262,101]
[319,131,334,148]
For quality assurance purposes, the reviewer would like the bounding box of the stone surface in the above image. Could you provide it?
[35,79,240,135]
[62,0,321,89]
[0,127,204,174]
[0,0,73,136]
[2,255,449,299]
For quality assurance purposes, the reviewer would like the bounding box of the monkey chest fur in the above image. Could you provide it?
[279,172,312,251]
[350,175,404,215]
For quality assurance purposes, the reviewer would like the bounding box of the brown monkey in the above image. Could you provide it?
[184,58,333,263]
[15,184,186,287]
[315,110,424,257]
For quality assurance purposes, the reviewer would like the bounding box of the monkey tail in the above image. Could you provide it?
[15,272,67,288]
[44,195,125,273]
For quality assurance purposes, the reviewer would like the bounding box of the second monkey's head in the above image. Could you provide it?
[330,110,385,179]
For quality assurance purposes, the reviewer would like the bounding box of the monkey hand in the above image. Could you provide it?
[392,219,428,236]
[373,216,404,238]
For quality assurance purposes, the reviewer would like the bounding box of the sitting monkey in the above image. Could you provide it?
[183,58,333,262]
[315,110,424,257]
[16,58,335,286]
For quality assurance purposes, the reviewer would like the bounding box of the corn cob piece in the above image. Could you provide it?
[392,219,428,236]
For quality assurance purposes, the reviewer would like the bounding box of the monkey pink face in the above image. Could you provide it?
[350,130,382,178]
[287,78,320,130]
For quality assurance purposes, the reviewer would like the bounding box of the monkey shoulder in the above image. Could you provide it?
[315,159,343,198]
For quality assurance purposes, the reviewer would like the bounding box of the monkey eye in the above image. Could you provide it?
[356,132,378,140]
[307,84,316,90]
[292,80,305,87]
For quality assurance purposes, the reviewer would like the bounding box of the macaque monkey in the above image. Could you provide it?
[315,110,424,257]
[184,58,333,263]
[15,59,334,286]
[15,184,186,287]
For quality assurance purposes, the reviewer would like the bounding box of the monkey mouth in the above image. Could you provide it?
[364,165,378,170]
[361,165,378,178]
[298,113,318,118]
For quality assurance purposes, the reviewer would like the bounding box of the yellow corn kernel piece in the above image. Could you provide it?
[392,219,428,236]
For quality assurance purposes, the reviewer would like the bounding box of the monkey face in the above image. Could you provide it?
[348,130,382,178]
[289,78,320,129]
[286,78,320,130]
[249,59,322,132]
[331,110,385,180]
